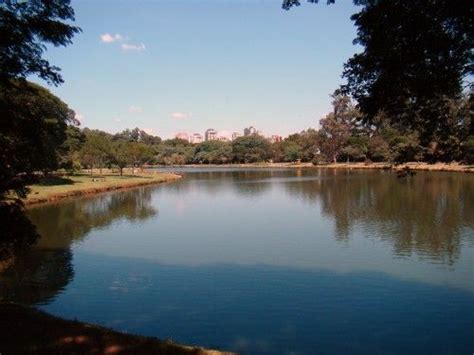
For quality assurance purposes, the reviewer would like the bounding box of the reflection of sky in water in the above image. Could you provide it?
[2,168,472,354]
[69,169,474,292]
[43,254,474,355]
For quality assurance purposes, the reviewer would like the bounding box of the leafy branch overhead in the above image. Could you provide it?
[0,0,81,85]
[283,0,473,148]
[282,0,335,11]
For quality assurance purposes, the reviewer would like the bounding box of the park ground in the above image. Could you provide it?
[23,170,181,206]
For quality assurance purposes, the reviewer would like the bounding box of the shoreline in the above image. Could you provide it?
[23,172,182,207]
[19,162,473,208]
[151,162,474,173]
[0,302,231,354]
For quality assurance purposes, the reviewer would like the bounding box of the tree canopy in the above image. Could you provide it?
[341,0,473,145]
[283,0,473,146]
[0,81,77,198]
[0,0,81,85]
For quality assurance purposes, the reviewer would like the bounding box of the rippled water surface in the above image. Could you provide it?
[1,168,473,354]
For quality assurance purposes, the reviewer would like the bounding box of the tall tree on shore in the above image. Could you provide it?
[0,81,77,198]
[0,0,81,198]
[319,95,359,163]
[341,0,473,146]
[283,0,473,148]
[0,1,80,257]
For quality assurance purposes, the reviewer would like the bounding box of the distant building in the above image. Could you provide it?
[190,133,203,144]
[205,128,217,141]
[232,132,242,141]
[243,126,257,136]
[217,136,229,142]
[175,132,189,141]
[270,135,282,143]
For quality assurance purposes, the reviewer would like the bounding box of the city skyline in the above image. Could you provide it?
[174,125,282,143]
[31,1,359,140]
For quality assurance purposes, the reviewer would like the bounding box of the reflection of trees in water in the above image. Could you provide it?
[0,188,157,306]
[28,187,157,249]
[284,170,474,264]
[164,169,291,197]
[0,248,73,305]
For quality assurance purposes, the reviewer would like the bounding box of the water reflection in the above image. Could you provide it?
[161,169,276,197]
[0,188,157,305]
[282,170,474,264]
[30,187,157,249]
[0,169,472,354]
[0,249,73,305]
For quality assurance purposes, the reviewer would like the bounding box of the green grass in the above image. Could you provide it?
[25,172,180,205]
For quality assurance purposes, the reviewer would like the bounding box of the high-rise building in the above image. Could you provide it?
[244,126,257,136]
[205,128,217,141]
[190,133,203,144]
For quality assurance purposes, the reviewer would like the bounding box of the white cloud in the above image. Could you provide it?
[171,112,191,120]
[113,117,122,123]
[121,43,146,52]
[100,33,124,43]
[128,105,143,113]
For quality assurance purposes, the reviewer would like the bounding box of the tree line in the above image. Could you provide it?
[52,93,473,175]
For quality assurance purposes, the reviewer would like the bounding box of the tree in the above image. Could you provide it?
[284,0,473,157]
[58,125,85,173]
[0,0,81,85]
[367,135,390,162]
[232,136,272,163]
[110,141,133,176]
[318,95,359,162]
[283,142,303,162]
[341,0,472,145]
[79,132,112,175]
[0,81,76,198]
[285,129,320,161]
[342,136,368,162]
[113,128,161,145]
[128,142,153,171]
[282,0,334,10]
[193,140,233,164]
[0,1,80,257]
[154,139,194,165]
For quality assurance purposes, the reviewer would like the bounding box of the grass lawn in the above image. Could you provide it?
[24,171,180,205]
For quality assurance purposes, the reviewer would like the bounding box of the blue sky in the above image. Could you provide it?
[38,0,360,139]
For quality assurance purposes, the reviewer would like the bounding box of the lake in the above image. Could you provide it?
[1,168,473,354]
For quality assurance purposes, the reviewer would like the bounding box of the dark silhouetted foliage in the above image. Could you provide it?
[0,0,81,85]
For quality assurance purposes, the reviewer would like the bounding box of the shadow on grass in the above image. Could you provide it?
[37,177,75,186]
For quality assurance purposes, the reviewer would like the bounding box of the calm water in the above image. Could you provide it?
[1,168,473,354]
